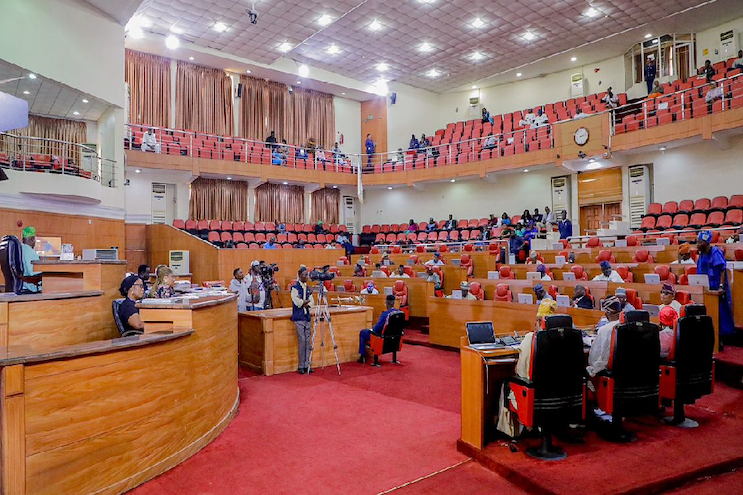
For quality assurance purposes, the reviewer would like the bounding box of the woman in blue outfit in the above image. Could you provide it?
[696,231,734,342]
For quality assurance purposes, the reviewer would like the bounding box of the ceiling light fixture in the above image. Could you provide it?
[387,186,393,190]
[135,169,141,173]
[189,56,194,61]
[450,179,455,183]
[426,69,440,78]
[298,64,309,77]
[471,18,485,29]
[170,25,183,34]
[419,42,433,52]
[296,81,302,84]
[586,162,602,170]
[584,7,599,17]
[246,69,251,73]
[341,92,346,95]
[652,38,659,44]
[419,0,434,3]
[471,51,484,61]
[377,63,389,72]
[28,73,37,80]
[645,33,652,39]
[659,146,667,151]
[332,185,338,189]
[516,72,522,77]
[283,181,289,185]
[589,158,596,163]
[82,99,89,103]
[165,35,180,50]
[372,79,389,96]
[213,22,227,33]
[226,176,232,180]
[318,14,333,26]
[73,111,79,116]
[523,31,536,41]
[523,169,529,173]
[571,56,577,62]
[326,44,341,55]
[128,26,144,39]
[278,42,293,53]
[22,90,30,95]
[369,19,382,31]
[472,85,477,89]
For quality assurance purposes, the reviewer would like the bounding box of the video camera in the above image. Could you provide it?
[259,261,279,280]
[310,265,335,282]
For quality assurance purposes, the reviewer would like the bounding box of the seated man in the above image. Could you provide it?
[20,226,42,293]
[536,264,551,281]
[444,214,456,230]
[671,243,695,264]
[533,283,552,302]
[118,274,145,335]
[380,253,394,266]
[733,49,743,70]
[271,148,285,165]
[427,252,445,266]
[572,107,590,119]
[592,260,624,283]
[426,217,437,231]
[391,264,410,278]
[353,262,366,277]
[141,128,161,153]
[586,297,623,379]
[532,109,549,128]
[314,221,326,234]
[658,306,678,358]
[447,281,476,300]
[482,133,497,150]
[614,287,636,312]
[704,83,724,104]
[357,295,400,363]
[659,283,682,313]
[373,263,388,277]
[360,281,379,295]
[425,265,442,295]
[602,87,619,108]
[572,284,593,309]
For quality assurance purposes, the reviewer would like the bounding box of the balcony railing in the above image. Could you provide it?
[0,133,116,186]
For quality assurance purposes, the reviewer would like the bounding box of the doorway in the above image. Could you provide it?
[580,202,622,234]
[577,168,623,235]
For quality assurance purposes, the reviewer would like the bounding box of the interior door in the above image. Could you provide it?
[580,205,602,234]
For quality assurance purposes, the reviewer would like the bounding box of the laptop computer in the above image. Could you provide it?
[688,274,710,288]
[417,272,428,279]
[383,287,393,296]
[451,290,462,299]
[517,293,534,305]
[556,294,571,307]
[526,272,541,282]
[643,273,661,284]
[451,259,461,267]
[487,271,500,280]
[372,270,384,278]
[466,321,501,350]
[335,286,346,293]
[562,272,576,281]
[643,304,660,317]
[554,255,566,267]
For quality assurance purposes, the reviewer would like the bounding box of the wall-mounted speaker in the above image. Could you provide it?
[237,83,243,98]
[390,92,397,105]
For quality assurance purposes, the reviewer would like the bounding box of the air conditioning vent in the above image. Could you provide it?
[551,176,571,220]
[82,248,118,261]
[628,165,651,229]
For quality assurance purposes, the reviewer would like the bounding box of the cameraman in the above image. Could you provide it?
[246,260,265,310]
[229,268,251,312]
[290,266,314,374]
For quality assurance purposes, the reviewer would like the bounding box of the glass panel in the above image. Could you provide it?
[634,52,643,83]
[676,44,690,81]
[661,41,674,77]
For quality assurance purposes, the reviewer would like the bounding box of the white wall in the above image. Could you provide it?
[124,169,194,223]
[696,16,743,65]
[386,82,444,152]
[359,168,561,226]
[0,0,125,107]
[334,97,361,154]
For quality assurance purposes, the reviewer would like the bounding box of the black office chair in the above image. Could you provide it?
[112,299,142,338]
[369,310,405,367]
[595,310,660,442]
[0,235,41,294]
[509,315,586,460]
[660,305,715,428]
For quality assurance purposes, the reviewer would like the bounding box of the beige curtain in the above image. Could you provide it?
[291,87,335,149]
[125,49,171,127]
[189,178,250,221]
[310,188,340,224]
[3,115,87,165]
[176,61,234,135]
[254,183,305,223]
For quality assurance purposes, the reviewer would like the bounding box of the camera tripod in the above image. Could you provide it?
[308,283,341,375]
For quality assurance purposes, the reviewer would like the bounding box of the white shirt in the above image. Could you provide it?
[705,86,723,103]
[337,234,349,244]
[516,332,535,380]
[374,271,388,278]
[544,211,554,223]
[360,287,379,295]
[670,258,696,265]
[229,277,251,312]
[391,273,410,278]
[587,320,620,377]
[290,281,314,310]
[520,112,536,127]
[484,135,496,147]
[592,270,624,283]
[659,300,683,314]
[427,259,444,266]
[143,132,158,146]
[573,112,590,120]
[541,275,552,281]
[533,114,549,128]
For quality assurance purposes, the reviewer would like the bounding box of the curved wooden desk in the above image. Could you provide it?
[1,293,239,494]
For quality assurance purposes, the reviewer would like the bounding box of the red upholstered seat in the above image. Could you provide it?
[596,250,616,263]
[460,254,474,277]
[705,211,724,227]
[711,196,728,210]
[655,214,673,230]
[654,265,677,284]
[729,195,743,209]
[499,266,515,279]
[693,198,711,212]
[586,237,600,248]
[677,200,694,213]
[734,249,743,261]
[672,214,689,229]
[494,284,512,302]
[571,265,588,280]
[723,209,742,226]
[688,212,707,228]
[625,235,638,246]
[647,203,662,216]
[662,201,678,215]
[469,282,484,300]
[207,231,220,243]
[185,219,198,233]
[232,232,244,243]
[173,219,186,230]
[370,247,380,254]
[343,280,357,293]
[208,220,220,231]
[616,265,634,283]
[393,281,409,307]
[640,216,656,231]
[633,249,654,263]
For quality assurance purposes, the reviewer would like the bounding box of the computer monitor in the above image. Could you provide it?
[34,236,62,257]
[556,294,571,307]
[466,321,496,345]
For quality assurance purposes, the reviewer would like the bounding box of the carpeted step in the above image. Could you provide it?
[715,346,743,389]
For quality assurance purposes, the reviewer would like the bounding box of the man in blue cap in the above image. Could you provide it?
[697,231,734,343]
[533,283,552,302]
[592,260,624,283]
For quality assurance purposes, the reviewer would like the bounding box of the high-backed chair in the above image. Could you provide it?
[660,305,715,427]
[571,265,588,281]
[509,315,586,460]
[586,237,601,248]
[369,311,405,367]
[460,254,474,278]
[615,265,634,283]
[494,284,512,302]
[469,282,484,300]
[0,235,42,294]
[596,250,616,263]
[548,285,559,300]
[632,249,654,263]
[343,280,357,293]
[409,254,420,265]
[654,265,677,284]
[323,280,335,291]
[595,311,660,442]
[499,266,515,279]
[678,265,696,285]
[339,256,350,265]
[393,280,409,318]
[624,288,643,309]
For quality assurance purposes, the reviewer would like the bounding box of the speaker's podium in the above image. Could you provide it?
[238,305,373,375]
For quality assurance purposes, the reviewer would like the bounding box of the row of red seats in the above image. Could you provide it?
[0,152,91,178]
[205,231,340,245]
[640,210,742,231]
[363,218,492,233]
[373,229,484,244]
[174,219,347,234]
[645,196,743,217]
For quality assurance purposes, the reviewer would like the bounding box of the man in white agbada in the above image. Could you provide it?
[586,297,623,379]
[141,128,161,153]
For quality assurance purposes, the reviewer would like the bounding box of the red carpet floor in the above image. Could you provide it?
[393,460,527,494]
[717,346,743,367]
[132,345,472,494]
[667,468,743,494]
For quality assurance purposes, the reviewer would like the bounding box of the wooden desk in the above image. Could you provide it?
[0,292,239,494]
[460,336,518,449]
[238,305,373,375]
[32,259,126,293]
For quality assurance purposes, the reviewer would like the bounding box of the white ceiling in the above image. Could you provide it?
[0,60,109,122]
[82,0,145,25]
[128,0,743,93]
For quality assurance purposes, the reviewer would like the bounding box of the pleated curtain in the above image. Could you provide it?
[291,87,335,149]
[4,115,87,165]
[310,188,340,224]
[188,178,250,221]
[254,183,305,223]
[124,49,171,127]
[175,61,234,135]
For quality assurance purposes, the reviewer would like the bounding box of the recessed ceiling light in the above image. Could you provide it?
[213,22,227,33]
[377,63,389,72]
[246,69,251,73]
[165,35,180,50]
[372,79,388,96]
[584,7,599,17]
[419,0,434,3]
[22,90,30,95]
[659,146,667,151]
[82,99,89,103]
[589,158,595,163]
[318,14,333,26]
[73,111,80,115]
[135,169,141,173]
[450,179,455,183]
[470,52,484,61]
[523,32,536,41]
[278,42,293,53]
[471,18,485,29]
[296,81,302,84]
[326,44,341,55]
[298,64,309,77]
[170,25,183,34]
[341,92,346,95]
[369,19,382,31]
[571,56,577,62]
[419,42,433,52]
[586,163,601,170]
[332,185,338,189]
[645,33,652,39]
[226,176,232,180]
[28,73,37,80]
[652,38,659,44]
[471,85,477,89]
[387,186,393,190]
[516,72,522,77]
[426,69,440,78]
[523,169,529,173]
[283,181,289,185]
[189,56,194,61]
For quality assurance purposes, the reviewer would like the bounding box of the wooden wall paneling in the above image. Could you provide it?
[557,114,609,160]
[218,248,342,287]
[0,301,8,347]
[147,224,220,284]
[0,208,125,256]
[734,269,743,329]
[125,223,148,274]
[2,364,26,494]
[577,168,623,206]
[22,300,238,494]
[361,97,387,164]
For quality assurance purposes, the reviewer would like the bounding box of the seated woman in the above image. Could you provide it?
[152,266,176,299]
[117,274,145,336]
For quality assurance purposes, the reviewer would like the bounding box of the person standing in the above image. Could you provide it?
[558,210,573,239]
[229,268,252,312]
[365,133,375,168]
[696,231,734,343]
[645,57,657,95]
[290,266,315,374]
[265,130,278,149]
[20,226,42,293]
